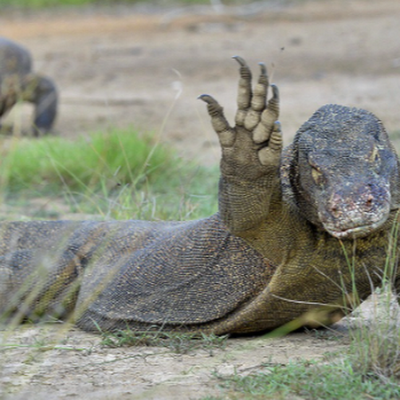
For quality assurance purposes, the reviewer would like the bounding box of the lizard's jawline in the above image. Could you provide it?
[327,219,387,240]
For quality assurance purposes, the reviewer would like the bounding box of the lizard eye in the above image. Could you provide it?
[311,165,324,185]
[370,145,380,163]
[370,145,381,172]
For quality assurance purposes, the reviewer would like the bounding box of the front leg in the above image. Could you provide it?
[21,73,58,135]
[199,56,282,237]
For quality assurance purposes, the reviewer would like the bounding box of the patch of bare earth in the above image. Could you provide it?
[1,0,400,398]
[0,323,351,400]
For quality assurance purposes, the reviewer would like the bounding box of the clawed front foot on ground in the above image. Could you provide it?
[199,56,282,180]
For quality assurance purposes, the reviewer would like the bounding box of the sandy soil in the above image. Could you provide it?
[0,324,350,400]
[1,0,400,398]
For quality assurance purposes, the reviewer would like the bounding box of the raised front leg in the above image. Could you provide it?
[199,56,282,237]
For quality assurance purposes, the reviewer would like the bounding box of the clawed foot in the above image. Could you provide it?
[199,56,282,175]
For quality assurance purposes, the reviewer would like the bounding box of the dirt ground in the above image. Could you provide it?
[1,0,400,398]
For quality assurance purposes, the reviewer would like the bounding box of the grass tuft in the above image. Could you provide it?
[213,356,400,400]
[0,127,174,193]
[347,289,400,383]
[0,127,219,221]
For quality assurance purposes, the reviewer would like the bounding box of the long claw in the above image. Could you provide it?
[258,62,267,76]
[199,92,234,147]
[198,94,224,117]
[232,55,247,67]
[268,84,280,118]
[197,94,216,104]
[270,84,279,100]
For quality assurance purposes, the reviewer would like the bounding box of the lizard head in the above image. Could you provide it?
[281,104,400,240]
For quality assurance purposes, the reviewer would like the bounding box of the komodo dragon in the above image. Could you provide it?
[0,37,58,135]
[1,57,400,334]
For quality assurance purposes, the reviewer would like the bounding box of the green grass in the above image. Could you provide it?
[346,225,400,383]
[0,127,219,221]
[211,356,400,400]
[1,128,174,193]
[0,0,99,6]
[0,0,226,9]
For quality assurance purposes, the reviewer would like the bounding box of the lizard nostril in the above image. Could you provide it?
[330,204,341,218]
[329,194,342,218]
[365,194,374,209]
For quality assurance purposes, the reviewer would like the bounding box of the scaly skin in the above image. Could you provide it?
[0,37,58,135]
[1,57,399,334]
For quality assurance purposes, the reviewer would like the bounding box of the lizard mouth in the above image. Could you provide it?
[326,218,388,240]
[318,191,391,240]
